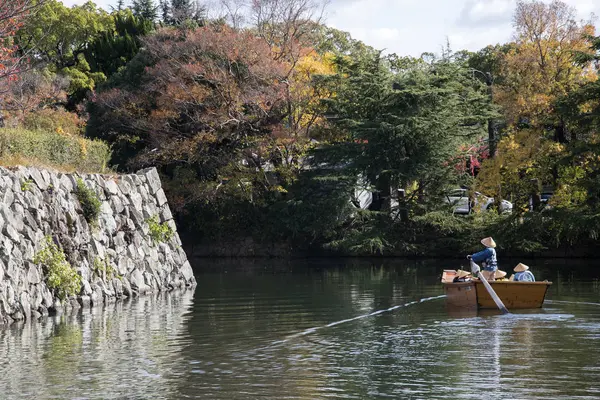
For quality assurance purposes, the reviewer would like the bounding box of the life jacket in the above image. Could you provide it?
[482,248,497,271]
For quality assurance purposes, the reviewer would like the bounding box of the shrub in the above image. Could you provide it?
[75,178,101,225]
[93,257,116,280]
[20,178,34,191]
[147,215,174,244]
[0,127,110,172]
[22,108,85,136]
[34,236,81,300]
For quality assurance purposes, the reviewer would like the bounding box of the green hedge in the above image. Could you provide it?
[0,128,110,172]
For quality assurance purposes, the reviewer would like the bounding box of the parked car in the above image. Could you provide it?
[444,188,512,214]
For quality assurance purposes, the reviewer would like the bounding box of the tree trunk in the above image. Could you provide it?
[369,173,391,212]
[530,178,541,211]
[486,73,497,158]
[397,189,409,222]
[554,121,567,144]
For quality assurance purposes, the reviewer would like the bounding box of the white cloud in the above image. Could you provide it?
[60,0,600,56]
[468,0,512,19]
[373,28,401,41]
[64,0,114,9]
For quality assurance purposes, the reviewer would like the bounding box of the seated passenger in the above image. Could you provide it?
[494,270,508,281]
[453,269,472,282]
[467,237,498,281]
[512,263,535,282]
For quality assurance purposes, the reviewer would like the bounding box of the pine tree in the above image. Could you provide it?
[85,12,153,77]
[314,53,498,212]
[159,0,170,24]
[132,0,158,21]
[170,0,192,23]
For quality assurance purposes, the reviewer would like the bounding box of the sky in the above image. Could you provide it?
[63,0,600,57]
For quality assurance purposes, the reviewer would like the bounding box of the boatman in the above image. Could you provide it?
[511,263,535,282]
[467,237,498,281]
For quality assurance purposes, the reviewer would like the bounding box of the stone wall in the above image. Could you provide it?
[0,166,195,325]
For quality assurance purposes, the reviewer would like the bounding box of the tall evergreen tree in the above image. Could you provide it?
[85,11,153,77]
[170,0,192,23]
[159,0,170,24]
[315,53,498,212]
[132,0,158,21]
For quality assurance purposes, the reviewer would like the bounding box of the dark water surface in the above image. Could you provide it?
[1,258,600,399]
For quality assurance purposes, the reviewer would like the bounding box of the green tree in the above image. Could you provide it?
[132,0,158,21]
[159,0,170,23]
[113,0,125,11]
[85,10,154,77]
[315,53,497,214]
[15,0,114,106]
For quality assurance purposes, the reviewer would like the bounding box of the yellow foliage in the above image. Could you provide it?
[496,2,596,126]
[476,129,559,205]
[78,137,88,156]
[287,49,336,134]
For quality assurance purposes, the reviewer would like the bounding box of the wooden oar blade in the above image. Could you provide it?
[470,261,510,314]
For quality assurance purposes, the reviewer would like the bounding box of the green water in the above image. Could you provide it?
[1,258,599,399]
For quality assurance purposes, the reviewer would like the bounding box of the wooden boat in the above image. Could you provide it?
[441,270,552,310]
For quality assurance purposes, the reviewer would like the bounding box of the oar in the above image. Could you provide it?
[470,260,510,314]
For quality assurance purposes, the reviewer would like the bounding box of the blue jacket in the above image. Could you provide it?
[514,271,535,282]
[471,248,498,271]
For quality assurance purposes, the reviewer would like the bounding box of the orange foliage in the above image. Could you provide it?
[495,0,596,126]
[0,0,37,89]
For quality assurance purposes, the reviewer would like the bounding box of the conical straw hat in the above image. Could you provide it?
[494,270,507,279]
[456,269,471,278]
[514,263,529,272]
[481,237,497,248]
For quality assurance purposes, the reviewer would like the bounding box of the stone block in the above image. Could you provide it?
[129,268,144,291]
[110,196,125,214]
[104,179,120,196]
[1,204,24,233]
[155,188,168,207]
[3,224,20,242]
[128,192,143,212]
[1,187,14,206]
[144,168,162,194]
[25,262,41,285]
[114,232,126,247]
[180,261,194,282]
[160,206,173,222]
[28,168,47,190]
[117,178,132,195]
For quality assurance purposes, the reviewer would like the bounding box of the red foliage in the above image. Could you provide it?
[0,0,37,89]
[449,139,490,177]
[90,26,292,170]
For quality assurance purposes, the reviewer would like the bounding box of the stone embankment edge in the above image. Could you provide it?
[0,166,195,326]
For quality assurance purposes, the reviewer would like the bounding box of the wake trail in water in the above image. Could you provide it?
[546,300,600,307]
[264,294,446,348]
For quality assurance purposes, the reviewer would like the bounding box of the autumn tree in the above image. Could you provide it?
[0,0,40,89]
[2,70,68,120]
[495,0,596,142]
[475,0,598,211]
[87,25,303,236]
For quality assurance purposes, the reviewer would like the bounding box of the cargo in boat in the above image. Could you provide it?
[441,270,552,310]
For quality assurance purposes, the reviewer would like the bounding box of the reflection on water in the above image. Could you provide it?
[0,289,195,400]
[1,258,600,399]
